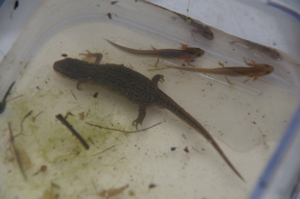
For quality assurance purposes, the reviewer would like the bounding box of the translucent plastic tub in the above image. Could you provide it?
[0,0,299,198]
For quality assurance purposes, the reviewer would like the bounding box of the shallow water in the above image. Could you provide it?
[0,1,299,198]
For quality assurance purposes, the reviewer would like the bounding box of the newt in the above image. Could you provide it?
[53,52,244,181]
[178,14,214,40]
[105,39,204,66]
[150,58,274,85]
[230,40,281,61]
[0,81,16,114]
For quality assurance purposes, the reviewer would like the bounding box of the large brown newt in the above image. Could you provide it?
[150,58,274,85]
[105,39,204,65]
[53,52,244,181]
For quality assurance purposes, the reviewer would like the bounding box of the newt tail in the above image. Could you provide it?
[156,89,245,182]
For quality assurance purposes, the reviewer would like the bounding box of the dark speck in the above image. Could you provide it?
[13,0,19,10]
[171,147,176,151]
[149,184,156,189]
[184,146,189,153]
[107,13,112,19]
[93,92,98,98]
[110,1,118,5]
[61,53,68,57]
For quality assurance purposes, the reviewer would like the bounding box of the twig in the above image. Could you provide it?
[8,122,27,180]
[85,122,162,133]
[5,94,23,103]
[64,112,73,119]
[70,90,77,100]
[92,145,115,157]
[32,110,43,122]
[0,81,16,114]
[88,137,100,149]
[55,114,89,150]
[20,110,33,134]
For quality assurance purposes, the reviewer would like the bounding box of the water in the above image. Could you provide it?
[0,0,299,198]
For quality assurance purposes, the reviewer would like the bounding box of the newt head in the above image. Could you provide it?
[185,47,205,58]
[243,58,275,77]
[180,43,205,58]
[53,58,88,80]
[180,45,205,63]
[256,64,275,76]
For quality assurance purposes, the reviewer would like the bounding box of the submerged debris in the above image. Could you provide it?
[184,146,189,153]
[78,111,85,120]
[110,1,118,5]
[149,183,157,189]
[0,81,16,114]
[32,111,43,122]
[8,122,31,180]
[56,114,89,150]
[99,184,129,198]
[92,145,115,157]
[171,147,177,151]
[20,110,33,134]
[93,92,98,98]
[86,122,161,133]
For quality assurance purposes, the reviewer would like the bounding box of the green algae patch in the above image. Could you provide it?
[0,82,137,198]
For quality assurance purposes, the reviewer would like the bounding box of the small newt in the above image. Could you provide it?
[178,14,214,40]
[0,81,16,114]
[231,40,281,61]
[53,52,244,181]
[105,39,204,65]
[150,58,274,85]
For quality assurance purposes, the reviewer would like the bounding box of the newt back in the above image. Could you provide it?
[54,58,158,105]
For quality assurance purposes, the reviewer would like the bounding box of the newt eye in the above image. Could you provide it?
[265,71,271,74]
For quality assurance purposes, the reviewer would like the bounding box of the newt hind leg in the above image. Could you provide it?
[132,74,164,129]
[132,104,147,129]
[79,50,103,64]
[218,62,234,86]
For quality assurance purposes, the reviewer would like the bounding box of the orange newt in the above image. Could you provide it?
[105,39,204,66]
[150,58,274,85]
[53,51,244,181]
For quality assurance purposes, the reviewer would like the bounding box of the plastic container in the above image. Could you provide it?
[0,0,299,198]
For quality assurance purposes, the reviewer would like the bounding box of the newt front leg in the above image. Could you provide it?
[132,74,165,129]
